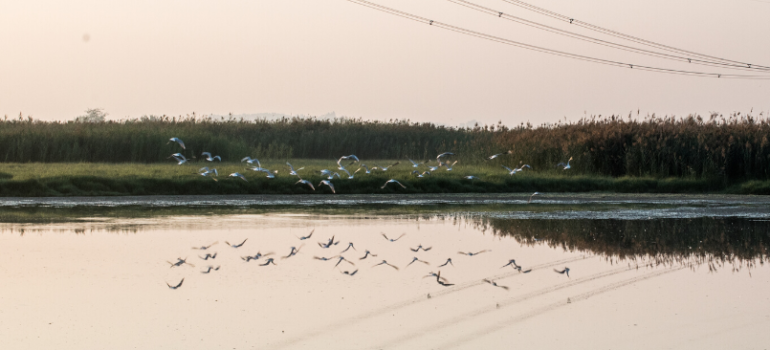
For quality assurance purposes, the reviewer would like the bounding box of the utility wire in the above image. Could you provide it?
[497,0,768,70]
[344,0,770,79]
[446,0,770,73]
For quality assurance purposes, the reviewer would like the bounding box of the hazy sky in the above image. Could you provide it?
[1,0,768,126]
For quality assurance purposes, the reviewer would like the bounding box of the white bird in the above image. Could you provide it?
[201,152,221,162]
[444,160,458,171]
[464,175,480,180]
[169,153,188,165]
[502,164,529,175]
[254,168,276,179]
[229,172,247,182]
[287,162,304,176]
[488,152,508,160]
[359,164,377,174]
[241,157,261,167]
[557,157,573,170]
[319,169,333,177]
[197,167,218,180]
[436,152,454,161]
[337,155,360,169]
[427,164,440,171]
[413,170,430,178]
[319,180,336,194]
[377,162,399,171]
[528,192,541,203]
[327,172,341,180]
[341,168,357,179]
[408,159,420,168]
[296,179,315,191]
[381,179,406,190]
[168,137,185,149]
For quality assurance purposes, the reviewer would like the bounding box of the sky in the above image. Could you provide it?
[1,0,769,126]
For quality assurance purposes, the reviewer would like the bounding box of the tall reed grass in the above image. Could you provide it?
[2,112,768,181]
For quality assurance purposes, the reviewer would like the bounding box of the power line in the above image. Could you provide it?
[446,0,770,73]
[497,0,769,70]
[344,0,770,79]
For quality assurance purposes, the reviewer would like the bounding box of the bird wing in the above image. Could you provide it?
[395,233,405,241]
[381,233,389,240]
[458,251,469,255]
[172,278,184,289]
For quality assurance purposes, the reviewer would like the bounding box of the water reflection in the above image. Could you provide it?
[476,217,769,271]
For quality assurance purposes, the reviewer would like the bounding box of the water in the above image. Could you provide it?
[1,194,769,349]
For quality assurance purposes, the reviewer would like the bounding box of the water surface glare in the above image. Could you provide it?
[1,206,769,349]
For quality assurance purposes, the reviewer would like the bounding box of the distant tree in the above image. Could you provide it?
[75,108,107,123]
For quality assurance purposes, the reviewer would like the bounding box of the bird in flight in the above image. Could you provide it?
[424,272,449,282]
[358,164,375,174]
[168,137,185,149]
[281,246,303,259]
[443,160,458,171]
[225,238,248,248]
[557,157,573,170]
[410,244,432,252]
[438,258,454,267]
[192,242,218,250]
[166,278,185,289]
[436,271,454,287]
[528,192,541,204]
[334,256,355,268]
[374,260,399,270]
[313,255,338,261]
[296,179,315,191]
[458,250,490,257]
[359,250,377,260]
[286,162,305,176]
[229,172,248,182]
[406,257,430,267]
[341,269,358,276]
[260,258,277,266]
[201,265,221,274]
[488,151,512,160]
[169,153,188,165]
[197,167,219,181]
[515,266,532,273]
[377,162,400,171]
[408,159,421,168]
[463,175,480,180]
[382,233,405,242]
[381,179,407,190]
[318,180,336,194]
[337,155,360,169]
[201,152,221,162]
[340,242,356,253]
[436,152,454,162]
[167,257,194,268]
[483,279,510,290]
[318,235,339,249]
[199,252,217,260]
[501,259,519,269]
[554,267,570,277]
[412,170,431,178]
[241,157,261,167]
[297,230,314,240]
[241,252,273,262]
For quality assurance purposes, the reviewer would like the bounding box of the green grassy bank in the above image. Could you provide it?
[0,161,768,196]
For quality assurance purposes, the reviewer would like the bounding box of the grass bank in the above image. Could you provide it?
[1,161,768,196]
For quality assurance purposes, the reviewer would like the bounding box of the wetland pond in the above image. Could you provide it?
[1,194,769,349]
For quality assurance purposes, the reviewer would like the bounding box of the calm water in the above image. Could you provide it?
[1,194,769,349]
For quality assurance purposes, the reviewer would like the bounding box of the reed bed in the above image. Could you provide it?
[1,112,768,182]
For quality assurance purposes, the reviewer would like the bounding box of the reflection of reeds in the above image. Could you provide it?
[475,217,769,271]
[2,113,769,182]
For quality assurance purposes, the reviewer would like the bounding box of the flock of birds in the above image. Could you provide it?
[165,229,571,290]
[165,137,573,195]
